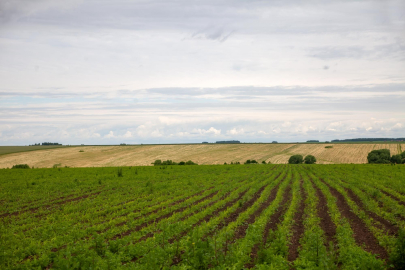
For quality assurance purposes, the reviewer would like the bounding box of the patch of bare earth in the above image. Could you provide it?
[288,178,306,262]
[312,180,337,246]
[343,186,398,236]
[233,176,284,242]
[379,190,405,207]
[322,179,388,260]
[204,184,268,240]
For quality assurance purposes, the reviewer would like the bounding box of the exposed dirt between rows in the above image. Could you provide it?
[168,188,251,267]
[343,186,398,236]
[379,189,405,207]
[312,180,337,246]
[246,177,292,268]
[111,188,217,240]
[339,179,405,222]
[288,178,306,262]
[204,184,268,240]
[233,178,283,242]
[322,179,388,260]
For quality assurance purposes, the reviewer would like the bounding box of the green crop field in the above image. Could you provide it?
[0,146,67,156]
[1,164,404,269]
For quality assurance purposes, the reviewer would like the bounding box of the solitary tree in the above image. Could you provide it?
[367,149,391,164]
[304,155,317,164]
[391,154,402,164]
[288,155,303,164]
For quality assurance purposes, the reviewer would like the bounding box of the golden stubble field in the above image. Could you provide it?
[0,143,403,168]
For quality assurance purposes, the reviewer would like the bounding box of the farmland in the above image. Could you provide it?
[0,143,404,168]
[1,164,404,269]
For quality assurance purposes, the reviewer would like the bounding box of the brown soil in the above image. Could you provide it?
[168,188,250,266]
[380,190,405,206]
[204,184,268,239]
[288,178,306,262]
[312,181,337,246]
[343,187,398,236]
[322,180,388,260]
[169,188,250,246]
[246,178,292,268]
[233,179,283,241]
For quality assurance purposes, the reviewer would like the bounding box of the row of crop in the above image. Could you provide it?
[117,167,286,269]
[131,167,289,269]
[41,172,269,269]
[2,167,237,267]
[0,166,209,213]
[326,165,405,225]
[293,172,337,269]
[251,167,300,269]
[229,167,294,268]
[308,170,387,269]
[14,167,278,269]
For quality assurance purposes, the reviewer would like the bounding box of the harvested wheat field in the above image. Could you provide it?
[0,143,403,168]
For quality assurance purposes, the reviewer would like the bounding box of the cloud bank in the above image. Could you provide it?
[0,0,404,144]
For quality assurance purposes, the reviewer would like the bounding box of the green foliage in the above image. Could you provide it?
[391,154,403,164]
[11,164,30,169]
[288,155,303,164]
[1,165,404,269]
[390,228,405,269]
[152,159,197,166]
[367,149,391,164]
[304,155,317,164]
[245,159,258,164]
[117,168,123,177]
[79,150,84,152]
[325,146,333,148]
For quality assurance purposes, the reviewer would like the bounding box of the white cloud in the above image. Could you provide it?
[104,131,115,139]
[123,131,132,138]
[227,128,244,135]
[192,127,221,136]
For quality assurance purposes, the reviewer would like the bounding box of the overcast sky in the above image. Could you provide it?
[1,0,404,145]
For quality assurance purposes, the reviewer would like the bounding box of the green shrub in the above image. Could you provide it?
[367,149,390,164]
[185,160,197,165]
[304,155,317,164]
[325,146,333,148]
[390,228,405,269]
[12,164,30,169]
[244,160,258,164]
[79,150,84,152]
[288,155,303,164]
[262,161,266,164]
[391,154,403,164]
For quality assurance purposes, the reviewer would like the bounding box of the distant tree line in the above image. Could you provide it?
[152,160,197,166]
[39,142,62,145]
[216,140,240,144]
[12,164,30,169]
